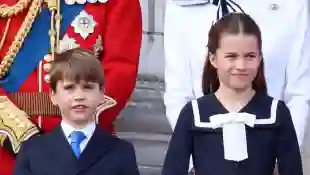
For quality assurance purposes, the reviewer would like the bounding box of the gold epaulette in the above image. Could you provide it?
[95,95,117,122]
[0,134,6,146]
[0,96,40,153]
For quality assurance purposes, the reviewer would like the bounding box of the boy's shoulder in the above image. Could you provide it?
[19,127,135,156]
[18,133,46,154]
[96,127,135,152]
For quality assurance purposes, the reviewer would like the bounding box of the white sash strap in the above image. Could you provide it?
[172,0,211,6]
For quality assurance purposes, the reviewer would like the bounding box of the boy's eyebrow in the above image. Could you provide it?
[63,81,98,85]
[62,83,75,87]
[224,52,257,55]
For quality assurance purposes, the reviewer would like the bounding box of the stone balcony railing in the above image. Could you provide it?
[115,75,172,175]
[114,1,171,174]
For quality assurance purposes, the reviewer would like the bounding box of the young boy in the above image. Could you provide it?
[13,48,140,175]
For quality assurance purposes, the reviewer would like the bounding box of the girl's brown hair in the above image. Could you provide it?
[202,13,267,95]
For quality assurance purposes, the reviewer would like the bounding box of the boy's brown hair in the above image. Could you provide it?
[49,48,104,92]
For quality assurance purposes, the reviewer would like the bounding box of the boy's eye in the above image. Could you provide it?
[63,84,74,90]
[83,84,94,89]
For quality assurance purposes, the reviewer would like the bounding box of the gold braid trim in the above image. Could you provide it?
[47,0,61,59]
[0,96,40,153]
[0,0,32,18]
[0,0,42,79]
[0,134,6,146]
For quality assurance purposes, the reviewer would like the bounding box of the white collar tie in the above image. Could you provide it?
[210,112,256,161]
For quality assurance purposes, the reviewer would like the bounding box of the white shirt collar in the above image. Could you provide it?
[61,120,96,140]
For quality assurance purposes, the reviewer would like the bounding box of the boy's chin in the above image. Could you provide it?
[70,119,95,128]
[71,111,92,119]
[69,114,95,125]
[73,116,94,122]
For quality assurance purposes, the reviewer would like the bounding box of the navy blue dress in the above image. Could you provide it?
[162,93,302,175]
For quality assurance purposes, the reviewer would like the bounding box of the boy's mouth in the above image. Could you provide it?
[72,105,88,111]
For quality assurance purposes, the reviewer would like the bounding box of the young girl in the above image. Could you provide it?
[162,13,303,175]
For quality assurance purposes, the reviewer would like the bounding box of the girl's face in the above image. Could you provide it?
[210,33,262,91]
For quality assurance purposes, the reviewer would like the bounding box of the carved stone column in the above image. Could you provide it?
[115,0,169,174]
[115,75,172,174]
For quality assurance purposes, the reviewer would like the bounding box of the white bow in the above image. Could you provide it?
[209,112,256,161]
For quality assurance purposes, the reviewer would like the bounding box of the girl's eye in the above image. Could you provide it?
[225,54,237,60]
[245,55,256,61]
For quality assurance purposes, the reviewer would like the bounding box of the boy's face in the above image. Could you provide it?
[50,79,103,127]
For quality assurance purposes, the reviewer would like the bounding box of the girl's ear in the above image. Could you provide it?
[209,53,217,68]
[258,54,263,64]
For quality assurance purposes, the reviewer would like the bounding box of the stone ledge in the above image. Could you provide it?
[115,77,172,134]
[139,165,162,175]
[118,132,170,169]
[117,132,171,142]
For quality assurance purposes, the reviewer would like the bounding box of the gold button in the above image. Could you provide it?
[44,74,50,83]
[43,54,53,62]
[270,3,279,10]
[43,63,51,72]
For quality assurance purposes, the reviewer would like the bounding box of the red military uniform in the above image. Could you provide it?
[0,0,142,174]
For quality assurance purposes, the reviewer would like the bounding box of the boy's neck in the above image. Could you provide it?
[62,118,95,130]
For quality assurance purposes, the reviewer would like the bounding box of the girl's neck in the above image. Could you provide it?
[215,85,255,111]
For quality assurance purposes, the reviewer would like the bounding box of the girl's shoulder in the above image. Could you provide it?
[189,93,287,129]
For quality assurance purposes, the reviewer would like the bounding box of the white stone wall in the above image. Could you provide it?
[138,0,166,80]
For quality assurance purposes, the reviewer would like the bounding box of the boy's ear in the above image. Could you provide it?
[49,90,58,106]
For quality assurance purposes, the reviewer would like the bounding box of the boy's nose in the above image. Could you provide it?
[73,89,86,100]
[74,95,85,101]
